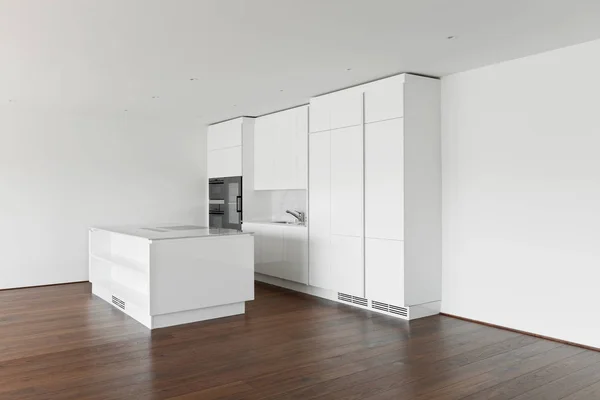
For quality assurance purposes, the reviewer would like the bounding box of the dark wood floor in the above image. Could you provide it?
[1,283,599,400]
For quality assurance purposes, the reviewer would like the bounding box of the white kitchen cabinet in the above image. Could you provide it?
[308,130,331,289]
[89,226,254,329]
[243,223,308,284]
[246,223,263,265]
[309,95,330,133]
[254,106,308,190]
[207,118,242,151]
[309,87,362,133]
[331,125,363,237]
[253,115,276,187]
[365,238,404,305]
[364,75,404,123]
[257,224,284,277]
[207,117,247,178]
[306,73,441,319]
[331,235,363,297]
[329,88,363,130]
[365,118,404,241]
[282,226,308,284]
[207,146,242,178]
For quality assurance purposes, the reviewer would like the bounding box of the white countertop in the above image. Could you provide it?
[91,224,251,240]
[243,221,307,228]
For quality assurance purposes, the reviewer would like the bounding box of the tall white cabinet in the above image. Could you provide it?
[308,87,365,297]
[308,74,441,320]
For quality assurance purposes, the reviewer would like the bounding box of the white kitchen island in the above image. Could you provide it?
[89,225,254,329]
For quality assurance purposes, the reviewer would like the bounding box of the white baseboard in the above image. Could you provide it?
[255,273,440,321]
[151,302,245,329]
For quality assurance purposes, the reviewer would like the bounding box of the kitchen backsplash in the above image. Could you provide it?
[269,190,307,221]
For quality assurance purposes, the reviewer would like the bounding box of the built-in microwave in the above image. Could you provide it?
[209,176,242,230]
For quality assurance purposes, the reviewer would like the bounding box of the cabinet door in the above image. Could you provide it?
[309,95,330,133]
[365,238,404,306]
[308,131,331,289]
[254,107,307,190]
[292,106,309,189]
[364,76,404,123]
[242,224,262,269]
[259,225,284,278]
[331,125,363,237]
[283,227,308,284]
[254,115,275,190]
[329,88,363,130]
[207,119,243,151]
[365,118,404,240]
[331,235,363,297]
[208,146,242,178]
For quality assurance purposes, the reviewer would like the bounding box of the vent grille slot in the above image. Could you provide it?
[112,295,125,310]
[338,293,352,303]
[353,296,368,307]
[371,300,408,317]
[372,301,389,312]
[338,293,368,307]
[389,305,408,317]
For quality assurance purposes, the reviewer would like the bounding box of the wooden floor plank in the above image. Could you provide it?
[0,282,598,400]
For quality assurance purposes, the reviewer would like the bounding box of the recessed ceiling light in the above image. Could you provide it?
[152,96,159,99]
[190,78,198,81]
[124,109,128,112]
[447,35,457,40]
[346,68,352,71]
[280,89,284,92]
[233,104,237,107]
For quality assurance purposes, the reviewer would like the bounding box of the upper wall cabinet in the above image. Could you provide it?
[207,118,247,178]
[309,87,363,133]
[207,119,242,151]
[364,75,404,123]
[254,106,308,190]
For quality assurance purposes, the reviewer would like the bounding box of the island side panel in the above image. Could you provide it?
[89,229,152,328]
[149,234,254,317]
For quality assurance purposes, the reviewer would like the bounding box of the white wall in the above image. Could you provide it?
[441,38,600,349]
[0,109,206,289]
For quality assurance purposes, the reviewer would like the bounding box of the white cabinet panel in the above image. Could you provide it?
[309,95,330,133]
[308,131,331,289]
[329,88,363,130]
[364,77,404,123]
[309,234,330,289]
[257,224,284,277]
[365,238,404,306]
[254,106,308,190]
[207,119,243,151]
[242,223,262,267]
[208,146,242,178]
[331,235,363,297]
[292,106,309,189]
[331,125,363,237]
[365,118,404,240]
[283,227,308,284]
[254,115,276,189]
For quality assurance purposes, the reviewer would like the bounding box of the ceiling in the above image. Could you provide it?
[3,0,600,124]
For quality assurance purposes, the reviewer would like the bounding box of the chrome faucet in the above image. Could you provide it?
[285,210,306,224]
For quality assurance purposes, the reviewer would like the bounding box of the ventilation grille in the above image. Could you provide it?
[338,293,368,307]
[372,300,408,317]
[112,295,125,310]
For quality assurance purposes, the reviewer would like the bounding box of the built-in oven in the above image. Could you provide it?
[209,176,242,230]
